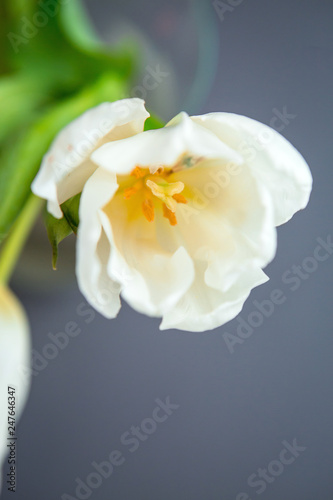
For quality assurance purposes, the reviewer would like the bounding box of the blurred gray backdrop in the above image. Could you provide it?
[4,0,333,499]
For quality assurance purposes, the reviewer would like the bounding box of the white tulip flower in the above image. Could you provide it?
[32,99,312,331]
[0,286,31,491]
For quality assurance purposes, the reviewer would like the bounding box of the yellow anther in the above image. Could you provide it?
[163,203,177,226]
[142,199,154,222]
[124,186,138,200]
[172,193,187,204]
[131,166,146,178]
[123,166,187,225]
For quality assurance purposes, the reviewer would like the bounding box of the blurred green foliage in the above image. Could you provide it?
[0,0,135,243]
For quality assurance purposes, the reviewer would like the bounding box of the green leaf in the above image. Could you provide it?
[0,193,42,283]
[0,0,135,142]
[44,210,73,270]
[43,193,81,269]
[58,0,137,74]
[61,193,81,235]
[3,0,133,101]
[144,114,165,131]
[0,72,129,243]
[4,0,37,19]
[9,0,133,86]
[59,0,104,54]
[0,73,50,143]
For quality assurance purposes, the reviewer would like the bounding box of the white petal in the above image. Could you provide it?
[160,266,269,332]
[32,99,150,218]
[154,160,275,331]
[91,112,242,176]
[0,287,31,485]
[76,169,121,318]
[99,184,195,317]
[191,113,312,226]
[89,113,278,327]
[169,159,277,270]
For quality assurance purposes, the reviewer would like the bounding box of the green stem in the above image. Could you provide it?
[0,194,43,284]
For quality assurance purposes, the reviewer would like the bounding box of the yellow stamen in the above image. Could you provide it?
[142,199,154,222]
[172,193,187,204]
[163,203,177,226]
[131,166,146,178]
[123,165,187,225]
[124,186,138,200]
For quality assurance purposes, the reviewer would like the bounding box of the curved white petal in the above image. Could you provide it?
[99,181,195,317]
[160,266,269,332]
[169,159,277,271]
[87,112,280,328]
[60,103,311,332]
[32,99,150,218]
[191,113,312,226]
[152,159,275,331]
[0,287,31,487]
[76,169,121,318]
[91,112,242,176]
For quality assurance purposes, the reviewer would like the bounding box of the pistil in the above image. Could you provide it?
[123,166,188,225]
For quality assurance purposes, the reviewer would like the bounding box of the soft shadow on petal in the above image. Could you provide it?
[100,192,195,317]
[160,265,269,332]
[91,112,242,176]
[32,98,149,218]
[191,113,312,226]
[169,159,277,269]
[155,160,276,331]
[148,159,276,310]
[0,287,31,487]
[76,169,121,318]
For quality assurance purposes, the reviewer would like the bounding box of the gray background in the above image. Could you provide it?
[4,0,333,499]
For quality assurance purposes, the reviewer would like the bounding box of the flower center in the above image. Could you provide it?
[122,166,187,225]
